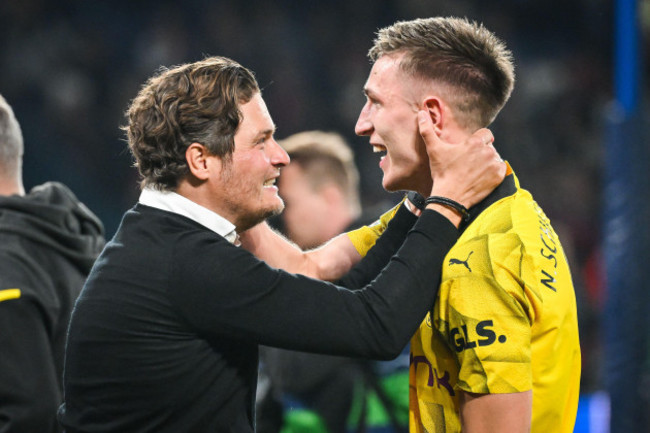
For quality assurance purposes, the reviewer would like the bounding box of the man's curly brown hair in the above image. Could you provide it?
[124,56,260,191]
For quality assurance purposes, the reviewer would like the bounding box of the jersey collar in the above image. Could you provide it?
[459,162,517,233]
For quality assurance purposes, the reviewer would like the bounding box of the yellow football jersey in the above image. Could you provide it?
[410,167,581,432]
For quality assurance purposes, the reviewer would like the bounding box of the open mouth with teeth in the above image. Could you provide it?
[263,178,277,187]
[372,144,388,170]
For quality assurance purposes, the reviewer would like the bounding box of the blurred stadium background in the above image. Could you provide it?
[1,1,648,432]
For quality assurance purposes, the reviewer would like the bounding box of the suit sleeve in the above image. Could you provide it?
[168,209,459,360]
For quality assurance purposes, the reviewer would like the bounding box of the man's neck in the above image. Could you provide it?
[0,179,25,196]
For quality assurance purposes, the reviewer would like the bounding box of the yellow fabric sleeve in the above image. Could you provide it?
[346,199,404,257]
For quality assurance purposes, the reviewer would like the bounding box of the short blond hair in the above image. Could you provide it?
[369,17,515,129]
[280,131,361,216]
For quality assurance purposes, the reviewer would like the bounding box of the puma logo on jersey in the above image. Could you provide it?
[449,251,473,272]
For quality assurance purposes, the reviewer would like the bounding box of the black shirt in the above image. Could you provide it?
[59,203,457,432]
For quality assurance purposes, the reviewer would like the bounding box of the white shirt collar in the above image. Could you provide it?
[138,188,240,245]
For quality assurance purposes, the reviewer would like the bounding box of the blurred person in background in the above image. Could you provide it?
[353,17,581,432]
[257,130,408,433]
[58,55,505,432]
[276,131,364,250]
[0,94,105,433]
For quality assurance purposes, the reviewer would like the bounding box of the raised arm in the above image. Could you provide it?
[176,115,507,359]
[239,222,359,281]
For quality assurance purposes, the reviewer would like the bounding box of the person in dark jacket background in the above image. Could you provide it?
[0,94,105,433]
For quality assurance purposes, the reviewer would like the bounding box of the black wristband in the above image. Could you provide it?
[406,191,426,211]
[424,196,471,221]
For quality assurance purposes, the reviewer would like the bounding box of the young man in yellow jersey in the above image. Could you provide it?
[352,17,581,432]
[247,15,580,433]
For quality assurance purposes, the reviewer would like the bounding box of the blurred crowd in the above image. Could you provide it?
[0,0,639,396]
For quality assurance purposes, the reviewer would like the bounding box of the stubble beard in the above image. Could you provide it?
[219,162,285,232]
[237,200,284,232]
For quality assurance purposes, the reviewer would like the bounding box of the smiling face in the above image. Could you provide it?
[355,54,433,194]
[208,93,290,231]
